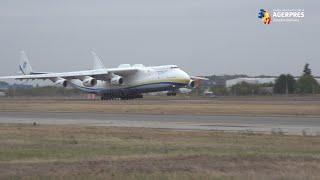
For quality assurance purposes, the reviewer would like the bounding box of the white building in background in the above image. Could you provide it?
[0,92,6,97]
[226,77,320,88]
[226,78,276,88]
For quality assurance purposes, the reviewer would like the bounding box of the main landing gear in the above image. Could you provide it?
[100,94,143,100]
[166,92,177,96]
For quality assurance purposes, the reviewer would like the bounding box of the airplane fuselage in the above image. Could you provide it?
[68,65,193,99]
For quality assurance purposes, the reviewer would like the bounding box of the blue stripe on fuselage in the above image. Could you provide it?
[70,82,187,94]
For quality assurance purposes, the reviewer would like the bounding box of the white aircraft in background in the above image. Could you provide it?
[0,51,207,100]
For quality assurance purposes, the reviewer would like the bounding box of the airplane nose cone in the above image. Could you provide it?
[178,69,191,83]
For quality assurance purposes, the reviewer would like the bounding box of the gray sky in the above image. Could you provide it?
[0,0,319,78]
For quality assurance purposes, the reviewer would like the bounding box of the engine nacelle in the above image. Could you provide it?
[54,78,68,88]
[111,75,123,86]
[188,80,195,88]
[82,76,97,87]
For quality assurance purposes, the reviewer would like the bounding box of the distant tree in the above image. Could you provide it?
[0,81,9,88]
[231,82,258,96]
[211,87,229,96]
[296,63,319,94]
[296,75,319,94]
[259,82,274,87]
[273,74,296,94]
[7,86,82,97]
[303,63,312,76]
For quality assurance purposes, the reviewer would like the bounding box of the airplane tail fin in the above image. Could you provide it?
[19,51,33,75]
[18,51,47,75]
[90,50,105,69]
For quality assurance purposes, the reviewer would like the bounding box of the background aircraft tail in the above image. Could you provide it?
[18,51,47,75]
[19,51,33,75]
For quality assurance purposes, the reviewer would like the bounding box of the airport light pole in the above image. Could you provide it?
[285,75,289,95]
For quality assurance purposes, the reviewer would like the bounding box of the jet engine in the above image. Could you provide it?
[111,75,124,86]
[82,76,97,87]
[54,78,68,88]
[188,80,195,88]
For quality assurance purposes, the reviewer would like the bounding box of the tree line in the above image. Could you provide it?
[6,86,82,97]
[273,63,319,94]
[210,63,319,96]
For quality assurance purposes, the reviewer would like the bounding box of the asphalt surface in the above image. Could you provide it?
[0,112,320,135]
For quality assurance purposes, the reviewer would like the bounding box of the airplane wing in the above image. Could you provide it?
[107,68,138,77]
[190,76,209,80]
[0,68,138,81]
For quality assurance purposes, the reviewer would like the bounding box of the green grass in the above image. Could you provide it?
[0,124,320,179]
[1,127,319,161]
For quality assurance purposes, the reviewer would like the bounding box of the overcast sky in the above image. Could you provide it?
[0,0,319,78]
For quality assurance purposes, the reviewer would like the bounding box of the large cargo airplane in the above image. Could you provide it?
[0,51,207,100]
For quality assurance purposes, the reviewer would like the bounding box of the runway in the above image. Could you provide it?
[0,112,319,135]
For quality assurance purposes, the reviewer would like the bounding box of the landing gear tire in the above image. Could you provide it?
[167,92,177,96]
[120,94,143,100]
[136,94,143,99]
[100,94,112,101]
[101,94,143,100]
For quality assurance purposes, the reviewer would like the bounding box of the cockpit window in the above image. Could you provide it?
[171,66,179,69]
